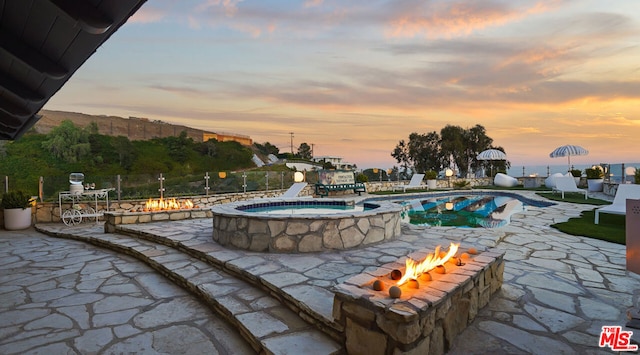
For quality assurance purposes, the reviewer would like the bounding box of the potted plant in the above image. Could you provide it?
[1,191,34,230]
[585,167,604,192]
[425,170,438,189]
[570,169,582,186]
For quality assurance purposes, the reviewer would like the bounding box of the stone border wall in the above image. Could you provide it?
[211,199,403,253]
[103,208,213,233]
[332,248,505,354]
[30,186,315,224]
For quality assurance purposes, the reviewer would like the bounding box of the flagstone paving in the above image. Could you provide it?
[0,229,254,355]
[2,190,640,354]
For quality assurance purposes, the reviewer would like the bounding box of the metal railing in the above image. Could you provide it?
[2,170,326,202]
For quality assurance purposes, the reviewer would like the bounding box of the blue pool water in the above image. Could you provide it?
[372,192,554,228]
[239,200,376,215]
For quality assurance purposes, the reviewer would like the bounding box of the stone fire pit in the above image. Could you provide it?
[332,246,505,354]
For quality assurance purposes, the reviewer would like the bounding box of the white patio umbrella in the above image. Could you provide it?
[477,149,507,161]
[549,145,589,171]
[477,149,507,176]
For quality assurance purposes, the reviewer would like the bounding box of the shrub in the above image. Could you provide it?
[425,170,438,180]
[356,173,368,183]
[585,167,604,179]
[570,169,582,178]
[1,191,34,209]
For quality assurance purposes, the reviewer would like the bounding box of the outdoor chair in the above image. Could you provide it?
[595,184,640,224]
[392,174,426,192]
[552,176,588,199]
[281,182,308,198]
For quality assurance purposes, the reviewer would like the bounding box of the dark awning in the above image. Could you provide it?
[0,0,147,140]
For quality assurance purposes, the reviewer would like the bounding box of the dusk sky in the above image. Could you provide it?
[45,0,640,170]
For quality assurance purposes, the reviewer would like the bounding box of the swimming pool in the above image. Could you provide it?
[368,191,555,228]
[241,201,369,215]
[211,199,403,252]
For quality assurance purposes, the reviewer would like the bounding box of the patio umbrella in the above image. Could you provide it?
[477,149,507,176]
[477,149,507,161]
[549,145,589,171]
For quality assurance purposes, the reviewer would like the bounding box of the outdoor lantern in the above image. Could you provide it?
[218,172,227,179]
[69,173,84,195]
[445,169,453,188]
[294,171,304,183]
[445,202,454,210]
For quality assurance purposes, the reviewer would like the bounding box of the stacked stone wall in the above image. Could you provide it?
[333,249,505,354]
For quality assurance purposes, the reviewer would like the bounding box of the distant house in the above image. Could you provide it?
[203,132,253,146]
[312,156,356,170]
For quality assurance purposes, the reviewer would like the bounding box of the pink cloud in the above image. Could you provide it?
[385,1,560,39]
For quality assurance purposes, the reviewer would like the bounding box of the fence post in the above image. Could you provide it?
[242,172,247,193]
[204,172,210,196]
[265,172,269,191]
[158,173,165,199]
[39,176,44,202]
[117,175,122,201]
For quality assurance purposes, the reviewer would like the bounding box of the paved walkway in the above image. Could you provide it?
[0,228,254,354]
[2,190,639,354]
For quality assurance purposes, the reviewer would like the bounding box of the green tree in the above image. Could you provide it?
[41,120,91,163]
[393,124,502,177]
[200,138,218,158]
[440,125,466,175]
[253,142,279,156]
[391,139,410,173]
[297,142,312,159]
[464,125,491,175]
[114,136,135,170]
[408,132,441,173]
[162,131,192,164]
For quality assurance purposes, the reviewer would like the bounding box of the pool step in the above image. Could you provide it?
[36,223,343,355]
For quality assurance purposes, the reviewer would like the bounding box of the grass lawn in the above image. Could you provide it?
[535,192,625,244]
[535,192,611,205]
[551,210,625,245]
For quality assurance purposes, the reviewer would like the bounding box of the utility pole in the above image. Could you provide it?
[289,132,294,154]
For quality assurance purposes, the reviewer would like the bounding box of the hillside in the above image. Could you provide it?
[35,110,252,146]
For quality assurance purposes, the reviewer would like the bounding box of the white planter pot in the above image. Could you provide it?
[587,179,604,192]
[3,208,32,230]
[427,179,437,189]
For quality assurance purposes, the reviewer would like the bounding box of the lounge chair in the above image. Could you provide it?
[281,182,308,198]
[552,176,588,199]
[392,174,425,192]
[595,184,640,224]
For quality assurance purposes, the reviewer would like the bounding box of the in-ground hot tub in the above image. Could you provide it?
[211,199,403,253]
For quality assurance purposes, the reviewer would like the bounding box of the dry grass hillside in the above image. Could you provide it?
[34,110,246,144]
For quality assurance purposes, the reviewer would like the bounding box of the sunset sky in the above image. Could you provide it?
[44,0,640,170]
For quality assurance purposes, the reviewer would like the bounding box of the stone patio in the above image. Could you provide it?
[2,190,640,354]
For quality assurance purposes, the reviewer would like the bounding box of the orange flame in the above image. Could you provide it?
[396,242,459,286]
[144,198,194,211]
